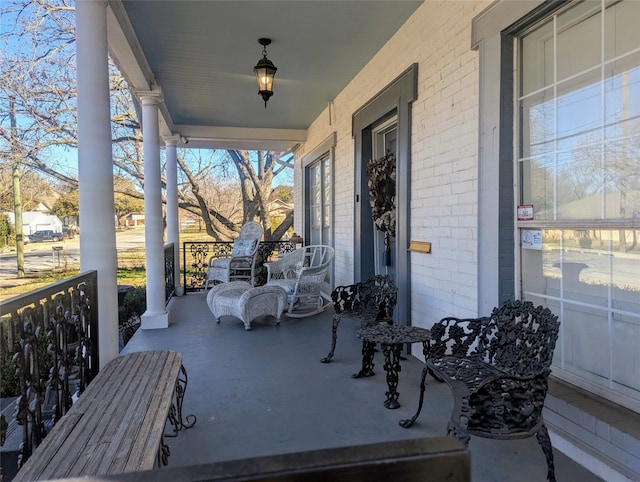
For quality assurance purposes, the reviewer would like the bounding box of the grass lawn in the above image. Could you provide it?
[0,229,218,302]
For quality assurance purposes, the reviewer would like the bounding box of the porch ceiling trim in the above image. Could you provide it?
[173,125,307,152]
[107,2,176,142]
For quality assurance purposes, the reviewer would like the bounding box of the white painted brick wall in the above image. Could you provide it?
[297,1,490,322]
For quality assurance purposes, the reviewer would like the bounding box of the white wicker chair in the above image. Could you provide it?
[205,221,263,288]
[265,245,334,318]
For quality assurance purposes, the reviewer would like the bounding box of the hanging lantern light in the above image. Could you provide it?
[254,38,277,108]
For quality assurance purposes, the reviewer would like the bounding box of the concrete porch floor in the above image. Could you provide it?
[122,291,603,481]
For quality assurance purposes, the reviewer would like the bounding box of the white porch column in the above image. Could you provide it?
[140,94,169,329]
[75,0,119,367]
[163,136,184,295]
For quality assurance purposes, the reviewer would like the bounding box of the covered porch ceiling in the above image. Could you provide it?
[106,0,423,152]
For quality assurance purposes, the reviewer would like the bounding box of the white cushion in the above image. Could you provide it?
[231,238,256,257]
[267,279,297,295]
[211,258,232,269]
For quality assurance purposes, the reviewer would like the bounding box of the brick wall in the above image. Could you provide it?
[296,1,490,331]
[295,3,640,479]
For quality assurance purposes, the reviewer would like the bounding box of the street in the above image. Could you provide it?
[545,248,640,291]
[0,228,146,282]
[0,240,78,278]
[3,232,639,293]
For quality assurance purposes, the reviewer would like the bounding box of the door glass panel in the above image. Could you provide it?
[322,157,331,244]
[556,1,601,82]
[519,87,555,159]
[556,70,603,152]
[604,0,640,61]
[520,21,554,96]
[306,154,331,247]
[519,154,555,220]
[371,118,397,277]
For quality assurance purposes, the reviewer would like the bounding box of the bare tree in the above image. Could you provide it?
[0,167,57,211]
[0,0,293,243]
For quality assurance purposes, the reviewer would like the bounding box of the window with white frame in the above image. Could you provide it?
[517,0,640,410]
[306,153,332,246]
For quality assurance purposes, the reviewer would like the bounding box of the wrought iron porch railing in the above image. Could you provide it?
[165,243,175,302]
[0,271,98,469]
[182,241,297,292]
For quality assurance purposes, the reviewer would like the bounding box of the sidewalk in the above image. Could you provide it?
[0,276,35,290]
[0,240,81,297]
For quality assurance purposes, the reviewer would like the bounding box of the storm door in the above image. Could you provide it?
[370,118,397,277]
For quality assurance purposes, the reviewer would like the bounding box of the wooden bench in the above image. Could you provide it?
[13,350,196,481]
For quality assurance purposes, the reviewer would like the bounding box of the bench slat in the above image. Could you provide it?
[40,351,159,478]
[16,356,140,480]
[77,351,163,475]
[14,350,184,481]
[9,412,84,478]
[124,353,182,471]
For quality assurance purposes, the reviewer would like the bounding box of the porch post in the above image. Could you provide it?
[140,93,169,329]
[75,0,119,367]
[164,135,183,296]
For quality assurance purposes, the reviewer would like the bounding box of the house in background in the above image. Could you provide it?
[4,212,63,235]
[124,212,145,227]
[30,201,53,213]
[267,198,293,234]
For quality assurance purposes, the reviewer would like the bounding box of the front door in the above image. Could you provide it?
[370,118,397,277]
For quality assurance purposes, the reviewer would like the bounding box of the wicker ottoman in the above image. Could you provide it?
[206,281,288,330]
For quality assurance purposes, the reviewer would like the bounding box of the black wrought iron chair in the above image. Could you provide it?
[399,299,560,482]
[320,275,397,371]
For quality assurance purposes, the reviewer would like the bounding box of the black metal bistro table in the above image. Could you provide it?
[356,324,430,409]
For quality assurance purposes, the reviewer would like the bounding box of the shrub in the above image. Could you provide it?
[0,215,12,248]
[579,236,592,249]
[118,287,146,325]
[0,338,19,397]
[0,321,52,398]
[118,287,145,348]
